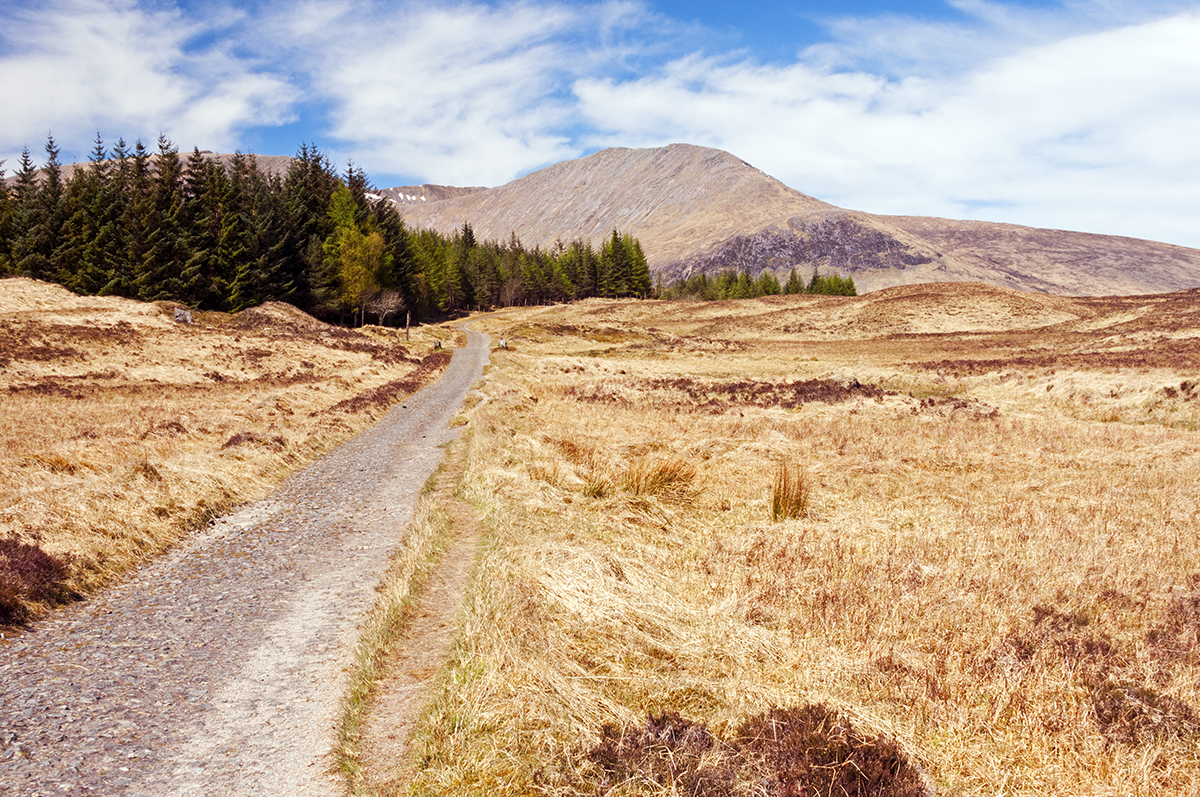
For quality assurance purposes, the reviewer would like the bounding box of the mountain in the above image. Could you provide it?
[391,143,1200,296]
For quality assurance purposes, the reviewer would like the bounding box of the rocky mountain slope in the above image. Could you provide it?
[392,143,1200,296]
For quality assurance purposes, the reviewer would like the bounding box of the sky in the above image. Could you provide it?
[2,0,1199,248]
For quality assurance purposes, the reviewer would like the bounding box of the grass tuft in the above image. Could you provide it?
[620,455,698,499]
[771,462,810,521]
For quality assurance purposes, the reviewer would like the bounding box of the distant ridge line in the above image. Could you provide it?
[388,143,1200,297]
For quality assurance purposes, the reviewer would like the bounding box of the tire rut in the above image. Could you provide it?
[0,327,491,797]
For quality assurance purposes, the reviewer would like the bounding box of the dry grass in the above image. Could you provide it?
[376,286,1200,796]
[0,277,446,626]
[771,462,810,522]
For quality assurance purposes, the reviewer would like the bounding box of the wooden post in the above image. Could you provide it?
[405,310,410,341]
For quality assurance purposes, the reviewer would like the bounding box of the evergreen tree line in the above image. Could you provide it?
[0,134,652,323]
[659,266,857,300]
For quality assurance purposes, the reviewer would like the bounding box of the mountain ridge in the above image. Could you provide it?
[391,143,1200,296]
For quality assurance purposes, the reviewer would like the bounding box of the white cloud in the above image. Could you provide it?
[575,8,1200,247]
[3,0,1198,249]
[0,0,296,165]
[300,2,582,186]
[263,0,678,187]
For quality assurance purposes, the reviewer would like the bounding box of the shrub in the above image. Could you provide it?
[0,538,77,625]
[584,705,931,796]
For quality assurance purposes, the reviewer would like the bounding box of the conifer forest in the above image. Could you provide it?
[0,135,853,322]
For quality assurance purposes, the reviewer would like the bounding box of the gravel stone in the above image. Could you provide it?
[0,327,490,796]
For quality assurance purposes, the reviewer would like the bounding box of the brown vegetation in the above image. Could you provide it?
[379,283,1200,796]
[584,705,930,796]
[0,277,446,627]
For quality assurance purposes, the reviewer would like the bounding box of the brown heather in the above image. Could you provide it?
[389,284,1200,796]
[0,277,445,626]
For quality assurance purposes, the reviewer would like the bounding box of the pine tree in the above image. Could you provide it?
[230,168,297,311]
[178,148,221,307]
[2,139,63,280]
[37,134,70,283]
[784,267,804,294]
[599,229,632,296]
[0,159,13,274]
[283,145,339,313]
[468,245,501,309]
[317,184,359,316]
[103,139,153,298]
[8,148,42,278]
[578,240,598,298]
[373,200,416,312]
[61,135,114,293]
[90,138,133,296]
[344,162,372,227]
[210,153,253,309]
[135,135,190,302]
[733,271,753,299]
[550,255,575,302]
[626,234,651,296]
[754,270,781,296]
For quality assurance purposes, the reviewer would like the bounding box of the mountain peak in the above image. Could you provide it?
[397,143,835,264]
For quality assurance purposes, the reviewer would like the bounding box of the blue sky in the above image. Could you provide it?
[3,0,1200,248]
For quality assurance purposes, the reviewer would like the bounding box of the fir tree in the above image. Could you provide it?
[373,200,416,312]
[8,148,42,278]
[784,267,804,294]
[284,145,339,311]
[93,138,134,296]
[599,229,632,296]
[135,135,190,301]
[61,135,114,293]
[626,234,652,296]
[733,271,753,299]
[0,159,12,274]
[36,134,70,282]
[103,139,153,298]
[210,153,254,309]
[178,148,222,307]
[754,270,781,296]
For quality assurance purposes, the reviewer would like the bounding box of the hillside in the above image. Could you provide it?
[393,143,1200,296]
[0,277,451,626]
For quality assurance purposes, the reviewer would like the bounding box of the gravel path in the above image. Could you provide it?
[0,326,490,797]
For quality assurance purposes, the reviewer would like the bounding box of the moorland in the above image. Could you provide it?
[385,281,1200,796]
[3,275,1199,796]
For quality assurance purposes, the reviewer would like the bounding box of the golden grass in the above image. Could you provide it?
[770,462,809,522]
[382,289,1200,796]
[0,278,444,626]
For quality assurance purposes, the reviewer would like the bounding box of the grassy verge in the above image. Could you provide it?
[336,438,465,794]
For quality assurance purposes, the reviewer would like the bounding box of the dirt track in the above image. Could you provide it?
[0,326,490,796]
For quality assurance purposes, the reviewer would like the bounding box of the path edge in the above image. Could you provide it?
[333,430,474,793]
